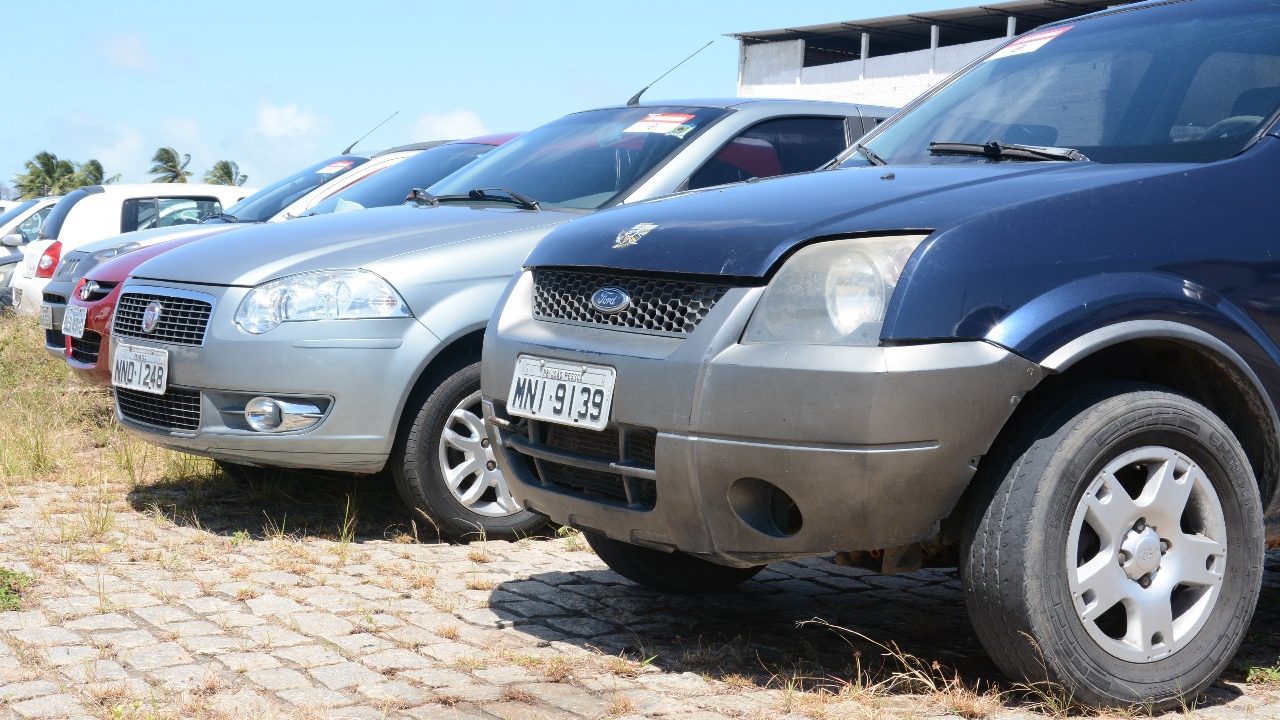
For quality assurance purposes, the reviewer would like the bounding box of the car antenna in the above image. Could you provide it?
[341,110,400,155]
[627,41,714,106]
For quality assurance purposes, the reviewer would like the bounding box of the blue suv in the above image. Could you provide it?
[482,0,1280,708]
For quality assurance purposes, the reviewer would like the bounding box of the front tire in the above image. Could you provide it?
[391,361,549,542]
[585,533,764,593]
[962,384,1263,710]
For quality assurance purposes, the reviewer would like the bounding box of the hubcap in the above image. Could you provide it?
[1066,446,1227,663]
[437,391,521,518]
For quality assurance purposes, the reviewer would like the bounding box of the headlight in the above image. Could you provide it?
[234,269,410,334]
[91,242,140,261]
[743,235,927,346]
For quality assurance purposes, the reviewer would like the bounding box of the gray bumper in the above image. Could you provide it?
[40,278,74,357]
[111,281,440,474]
[482,271,1045,566]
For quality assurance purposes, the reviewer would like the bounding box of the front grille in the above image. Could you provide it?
[70,331,102,364]
[52,254,84,281]
[510,419,658,509]
[116,387,201,431]
[44,329,64,349]
[533,269,732,336]
[113,292,212,346]
[43,292,66,304]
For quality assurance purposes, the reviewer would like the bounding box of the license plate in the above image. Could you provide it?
[62,305,87,339]
[38,302,53,329]
[11,287,22,309]
[507,355,616,431]
[111,343,169,395]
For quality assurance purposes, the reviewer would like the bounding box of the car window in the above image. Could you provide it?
[220,155,367,223]
[688,116,848,190]
[846,2,1280,165]
[17,207,51,242]
[305,143,499,216]
[122,197,223,232]
[0,199,39,228]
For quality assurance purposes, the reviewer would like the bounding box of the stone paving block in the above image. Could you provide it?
[398,667,474,688]
[9,626,82,646]
[149,662,230,691]
[361,647,431,672]
[519,681,611,716]
[277,686,355,708]
[244,593,305,617]
[10,693,88,718]
[239,624,310,647]
[120,641,193,671]
[94,629,156,650]
[275,643,347,668]
[58,659,129,684]
[329,632,394,655]
[357,680,428,705]
[64,613,135,632]
[246,666,311,691]
[208,687,278,717]
[41,645,98,667]
[0,680,60,702]
[310,661,387,691]
[134,604,193,626]
[291,611,355,637]
[218,651,282,673]
[542,616,616,637]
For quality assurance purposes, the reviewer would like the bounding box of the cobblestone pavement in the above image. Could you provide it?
[3,467,1280,720]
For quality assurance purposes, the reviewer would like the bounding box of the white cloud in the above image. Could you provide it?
[78,120,145,182]
[411,109,489,141]
[103,34,153,72]
[253,103,325,140]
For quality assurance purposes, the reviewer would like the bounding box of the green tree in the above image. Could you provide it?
[13,152,78,198]
[148,147,192,183]
[73,159,120,187]
[204,160,247,186]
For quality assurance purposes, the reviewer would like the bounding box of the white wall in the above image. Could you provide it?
[738,37,1005,107]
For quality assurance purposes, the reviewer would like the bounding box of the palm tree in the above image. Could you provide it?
[73,159,120,187]
[149,147,192,183]
[13,152,78,198]
[204,160,248,186]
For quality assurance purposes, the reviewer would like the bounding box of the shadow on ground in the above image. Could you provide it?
[124,466,432,544]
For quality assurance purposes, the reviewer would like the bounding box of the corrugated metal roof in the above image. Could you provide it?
[733,0,1129,59]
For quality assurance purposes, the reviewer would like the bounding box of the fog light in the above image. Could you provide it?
[244,396,324,433]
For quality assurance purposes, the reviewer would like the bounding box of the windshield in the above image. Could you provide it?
[305,142,499,216]
[216,155,367,222]
[429,106,726,209]
[843,1,1280,166]
[0,199,39,227]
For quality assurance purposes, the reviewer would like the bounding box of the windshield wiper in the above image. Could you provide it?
[928,141,1087,162]
[405,188,439,207]
[853,144,887,166]
[464,187,540,211]
[202,212,239,223]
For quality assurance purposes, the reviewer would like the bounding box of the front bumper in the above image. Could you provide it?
[110,280,440,474]
[482,270,1045,566]
[38,278,74,357]
[10,274,48,317]
[65,289,119,387]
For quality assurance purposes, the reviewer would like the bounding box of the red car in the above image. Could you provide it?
[64,234,208,385]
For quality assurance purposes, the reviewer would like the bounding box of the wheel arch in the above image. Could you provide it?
[1013,320,1280,540]
[388,323,487,461]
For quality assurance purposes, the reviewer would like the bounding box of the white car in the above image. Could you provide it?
[0,197,61,288]
[10,183,254,316]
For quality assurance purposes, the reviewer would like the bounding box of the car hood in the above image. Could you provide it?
[132,204,582,287]
[86,236,205,283]
[73,223,242,256]
[524,161,1202,278]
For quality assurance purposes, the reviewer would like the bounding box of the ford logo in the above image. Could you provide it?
[590,287,631,315]
[141,301,164,334]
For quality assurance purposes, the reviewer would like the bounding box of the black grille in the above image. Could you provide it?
[70,331,102,364]
[116,387,201,431]
[533,269,732,336]
[527,423,658,509]
[114,292,212,346]
[43,292,65,304]
[44,329,64,349]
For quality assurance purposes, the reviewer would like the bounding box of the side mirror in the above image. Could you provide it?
[1,234,22,247]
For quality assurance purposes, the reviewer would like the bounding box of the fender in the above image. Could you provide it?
[990,273,1280,531]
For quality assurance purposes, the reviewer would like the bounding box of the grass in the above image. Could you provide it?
[0,566,33,611]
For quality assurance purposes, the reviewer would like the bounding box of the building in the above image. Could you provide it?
[733,0,1128,107]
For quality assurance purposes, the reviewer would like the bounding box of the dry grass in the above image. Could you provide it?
[499,686,537,703]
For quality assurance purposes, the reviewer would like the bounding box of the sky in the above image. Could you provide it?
[0,0,977,193]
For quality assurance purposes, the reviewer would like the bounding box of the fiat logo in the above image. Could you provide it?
[590,287,631,315]
[141,301,164,333]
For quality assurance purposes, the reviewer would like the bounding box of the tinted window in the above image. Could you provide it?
[688,116,847,190]
[218,155,368,222]
[39,188,96,240]
[121,197,223,232]
[845,2,1280,165]
[430,107,727,210]
[305,143,498,216]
